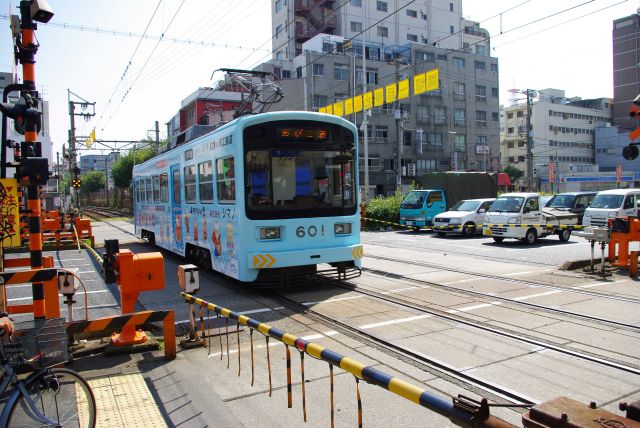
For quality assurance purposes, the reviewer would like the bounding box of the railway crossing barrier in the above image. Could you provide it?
[179,292,516,428]
[483,224,585,230]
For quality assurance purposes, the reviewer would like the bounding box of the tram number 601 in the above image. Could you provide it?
[296,225,324,238]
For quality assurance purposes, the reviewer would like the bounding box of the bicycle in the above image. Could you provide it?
[0,317,96,427]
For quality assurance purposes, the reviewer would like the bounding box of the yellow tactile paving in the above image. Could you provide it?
[85,373,167,428]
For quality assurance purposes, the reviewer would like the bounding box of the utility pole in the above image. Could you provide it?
[104,156,109,207]
[390,56,405,192]
[154,120,160,154]
[362,36,369,203]
[524,89,535,192]
[67,90,95,208]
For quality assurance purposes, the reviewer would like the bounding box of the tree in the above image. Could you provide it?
[80,171,104,193]
[502,165,524,184]
[111,143,156,189]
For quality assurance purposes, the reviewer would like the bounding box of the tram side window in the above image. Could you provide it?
[145,177,152,202]
[198,161,214,203]
[159,173,169,203]
[172,169,181,204]
[153,176,160,202]
[216,157,235,204]
[134,180,140,203]
[184,165,197,203]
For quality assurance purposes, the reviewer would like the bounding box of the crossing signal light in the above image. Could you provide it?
[72,178,81,188]
[622,144,639,161]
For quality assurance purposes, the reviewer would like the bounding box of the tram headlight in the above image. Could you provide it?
[334,222,352,235]
[259,226,282,240]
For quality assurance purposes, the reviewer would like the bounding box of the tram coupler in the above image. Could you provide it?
[523,396,640,427]
[452,395,514,428]
[620,400,640,423]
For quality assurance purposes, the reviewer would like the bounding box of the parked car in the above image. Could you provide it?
[433,198,495,236]
[583,188,640,228]
[544,192,597,224]
[540,195,553,208]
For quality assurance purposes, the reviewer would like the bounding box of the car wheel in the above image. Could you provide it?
[462,222,476,237]
[525,228,537,245]
[558,228,571,242]
[492,237,504,243]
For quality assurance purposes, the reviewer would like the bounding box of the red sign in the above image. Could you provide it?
[548,162,555,182]
[616,164,622,183]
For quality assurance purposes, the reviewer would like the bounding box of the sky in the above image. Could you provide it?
[0,0,636,159]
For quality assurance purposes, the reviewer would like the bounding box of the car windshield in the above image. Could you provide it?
[489,196,524,213]
[546,194,575,209]
[450,200,481,211]
[590,194,623,209]
[401,191,426,209]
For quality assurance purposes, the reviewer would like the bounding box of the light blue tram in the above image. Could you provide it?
[132,111,362,283]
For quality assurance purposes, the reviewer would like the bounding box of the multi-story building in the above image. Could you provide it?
[501,90,613,191]
[267,33,499,196]
[271,0,488,70]
[612,10,640,130]
[79,152,120,188]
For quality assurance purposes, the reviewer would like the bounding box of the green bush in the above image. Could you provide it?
[363,191,405,228]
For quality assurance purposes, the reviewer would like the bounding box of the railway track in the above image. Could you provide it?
[365,253,640,305]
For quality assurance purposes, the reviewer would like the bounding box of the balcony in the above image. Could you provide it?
[454,119,465,127]
[453,93,465,101]
[416,114,431,124]
[475,95,486,103]
[374,136,388,144]
[476,120,487,127]
[434,116,447,125]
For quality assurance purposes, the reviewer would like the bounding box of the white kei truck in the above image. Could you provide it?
[483,193,579,244]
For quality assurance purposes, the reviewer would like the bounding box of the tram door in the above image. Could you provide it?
[170,164,184,253]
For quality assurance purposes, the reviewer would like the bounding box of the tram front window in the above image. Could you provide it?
[246,149,355,219]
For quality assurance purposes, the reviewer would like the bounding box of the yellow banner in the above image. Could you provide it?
[385,83,397,104]
[363,91,373,110]
[333,101,344,117]
[325,104,333,115]
[426,68,439,91]
[414,73,426,95]
[344,98,353,115]
[398,79,409,99]
[374,88,384,107]
[318,107,327,114]
[0,178,20,247]
[353,95,363,113]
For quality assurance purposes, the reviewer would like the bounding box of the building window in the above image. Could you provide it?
[376,1,387,12]
[406,9,417,18]
[275,0,282,13]
[282,70,291,79]
[313,95,327,109]
[416,52,434,61]
[377,26,389,38]
[216,157,235,204]
[491,63,498,72]
[517,110,524,118]
[508,127,514,134]
[475,61,486,70]
[403,131,412,146]
[417,159,436,171]
[518,155,525,162]
[374,126,388,143]
[477,135,487,145]
[334,64,349,81]
[417,105,429,123]
[351,21,362,32]
[184,165,196,203]
[492,112,499,121]
[313,63,324,76]
[407,33,417,42]
[454,82,465,100]
[276,24,282,38]
[507,141,514,148]
[476,110,487,127]
[352,0,361,6]
[428,132,443,144]
[198,161,214,203]
[296,66,302,78]
[453,57,465,68]
[450,25,454,34]
[492,87,498,97]
[454,134,466,152]
[449,2,454,11]
[454,108,465,126]
[437,54,447,61]
[434,106,447,124]
[366,70,378,85]
[476,85,486,101]
[475,45,485,56]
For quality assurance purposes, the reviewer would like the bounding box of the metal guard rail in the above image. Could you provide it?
[180,292,513,428]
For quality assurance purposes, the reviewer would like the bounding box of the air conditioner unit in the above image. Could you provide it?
[408,163,416,176]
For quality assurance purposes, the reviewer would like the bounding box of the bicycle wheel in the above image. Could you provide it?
[7,367,96,428]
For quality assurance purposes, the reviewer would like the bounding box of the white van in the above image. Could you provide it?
[582,189,640,228]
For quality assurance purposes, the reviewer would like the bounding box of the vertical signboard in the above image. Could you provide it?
[0,179,20,247]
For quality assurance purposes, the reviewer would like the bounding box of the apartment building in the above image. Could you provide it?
[612,10,640,130]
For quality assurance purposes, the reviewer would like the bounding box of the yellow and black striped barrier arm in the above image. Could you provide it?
[0,268,57,285]
[483,224,584,230]
[180,292,510,427]
[362,217,431,230]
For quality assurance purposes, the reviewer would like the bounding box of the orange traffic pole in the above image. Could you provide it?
[19,1,45,319]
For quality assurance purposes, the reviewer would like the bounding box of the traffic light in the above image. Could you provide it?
[623,144,639,161]
[72,178,81,188]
